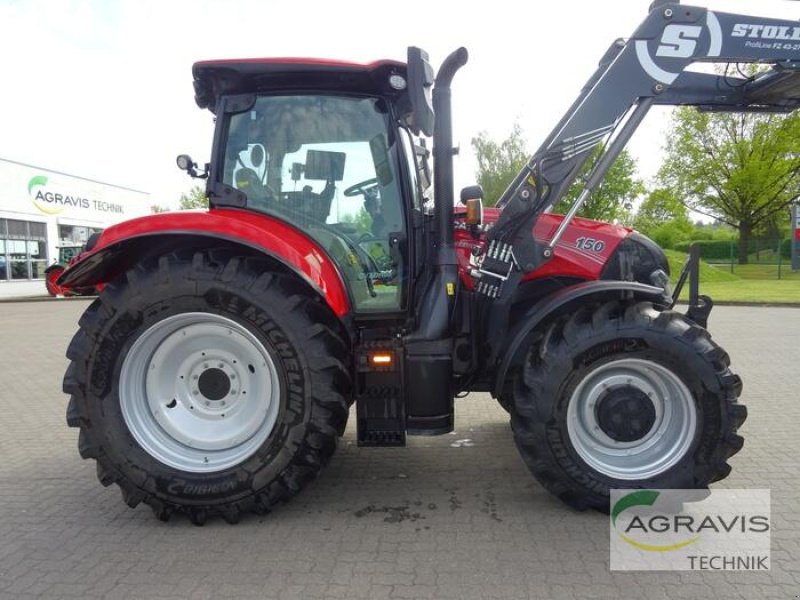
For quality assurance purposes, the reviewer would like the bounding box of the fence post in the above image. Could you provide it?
[778,239,783,281]
[793,205,800,272]
[730,240,735,274]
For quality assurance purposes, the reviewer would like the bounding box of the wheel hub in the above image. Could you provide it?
[595,386,657,442]
[198,367,231,401]
[566,358,698,480]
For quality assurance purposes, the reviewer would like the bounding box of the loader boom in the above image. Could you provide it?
[483,1,800,295]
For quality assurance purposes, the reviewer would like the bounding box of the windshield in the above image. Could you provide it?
[221,95,408,312]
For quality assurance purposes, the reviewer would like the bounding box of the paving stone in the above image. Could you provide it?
[0,301,794,599]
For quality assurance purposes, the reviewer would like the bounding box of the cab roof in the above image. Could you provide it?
[192,57,407,112]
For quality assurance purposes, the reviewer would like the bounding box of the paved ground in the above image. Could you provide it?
[0,300,797,599]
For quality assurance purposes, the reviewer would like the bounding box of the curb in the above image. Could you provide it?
[2,297,798,308]
[0,295,96,304]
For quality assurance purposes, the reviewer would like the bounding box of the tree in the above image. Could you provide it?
[659,106,800,263]
[179,185,209,210]
[150,204,170,214]
[472,124,644,221]
[554,147,645,223]
[633,188,688,232]
[471,123,529,206]
[632,188,693,249]
[340,206,372,233]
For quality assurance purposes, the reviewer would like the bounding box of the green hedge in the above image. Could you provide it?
[674,240,734,260]
[781,238,793,259]
[675,238,794,261]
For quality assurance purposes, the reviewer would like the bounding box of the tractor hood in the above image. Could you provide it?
[453,206,639,286]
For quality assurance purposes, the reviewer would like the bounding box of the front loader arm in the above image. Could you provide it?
[480,1,800,299]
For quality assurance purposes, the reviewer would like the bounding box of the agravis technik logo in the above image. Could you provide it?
[610,489,770,571]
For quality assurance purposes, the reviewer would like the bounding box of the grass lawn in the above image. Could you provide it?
[706,262,800,281]
[688,279,800,304]
[664,250,800,304]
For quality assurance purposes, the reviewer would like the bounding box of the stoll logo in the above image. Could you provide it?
[610,489,771,571]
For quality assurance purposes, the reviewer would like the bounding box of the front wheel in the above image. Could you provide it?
[511,300,746,511]
[64,250,350,523]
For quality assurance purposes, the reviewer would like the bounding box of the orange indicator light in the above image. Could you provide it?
[370,353,393,365]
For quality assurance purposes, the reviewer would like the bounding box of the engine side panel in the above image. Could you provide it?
[454,210,631,288]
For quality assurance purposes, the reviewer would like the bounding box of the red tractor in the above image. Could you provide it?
[63,0,800,523]
[45,243,103,297]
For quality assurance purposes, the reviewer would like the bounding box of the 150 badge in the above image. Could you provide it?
[575,237,606,253]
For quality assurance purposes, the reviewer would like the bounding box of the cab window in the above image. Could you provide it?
[221,96,408,312]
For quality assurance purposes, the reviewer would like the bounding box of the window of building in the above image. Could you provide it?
[58,224,102,246]
[0,218,48,282]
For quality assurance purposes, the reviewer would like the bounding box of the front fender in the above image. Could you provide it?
[492,280,670,397]
[44,263,67,274]
[58,209,351,317]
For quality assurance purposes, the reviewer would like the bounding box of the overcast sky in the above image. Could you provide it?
[1,0,798,208]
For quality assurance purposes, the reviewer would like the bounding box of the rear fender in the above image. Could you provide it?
[492,281,670,398]
[58,209,351,318]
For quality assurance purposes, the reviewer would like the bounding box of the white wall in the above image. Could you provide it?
[0,280,45,299]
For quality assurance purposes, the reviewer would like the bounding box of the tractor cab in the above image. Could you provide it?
[190,57,436,314]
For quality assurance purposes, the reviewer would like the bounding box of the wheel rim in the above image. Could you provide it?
[566,358,697,480]
[120,313,281,473]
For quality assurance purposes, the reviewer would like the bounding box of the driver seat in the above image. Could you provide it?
[234,168,270,207]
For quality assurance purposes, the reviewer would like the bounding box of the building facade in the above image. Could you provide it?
[0,158,150,299]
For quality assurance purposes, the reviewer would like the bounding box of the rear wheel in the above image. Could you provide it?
[64,249,350,523]
[511,300,746,511]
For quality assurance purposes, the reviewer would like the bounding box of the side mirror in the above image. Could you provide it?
[407,47,435,137]
[461,185,484,226]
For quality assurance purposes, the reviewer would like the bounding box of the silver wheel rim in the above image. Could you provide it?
[566,358,697,480]
[120,313,281,473]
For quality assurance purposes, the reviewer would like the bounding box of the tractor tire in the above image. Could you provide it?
[511,300,746,512]
[63,249,350,524]
[497,394,513,413]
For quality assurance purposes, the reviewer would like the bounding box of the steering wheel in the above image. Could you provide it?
[344,178,379,197]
